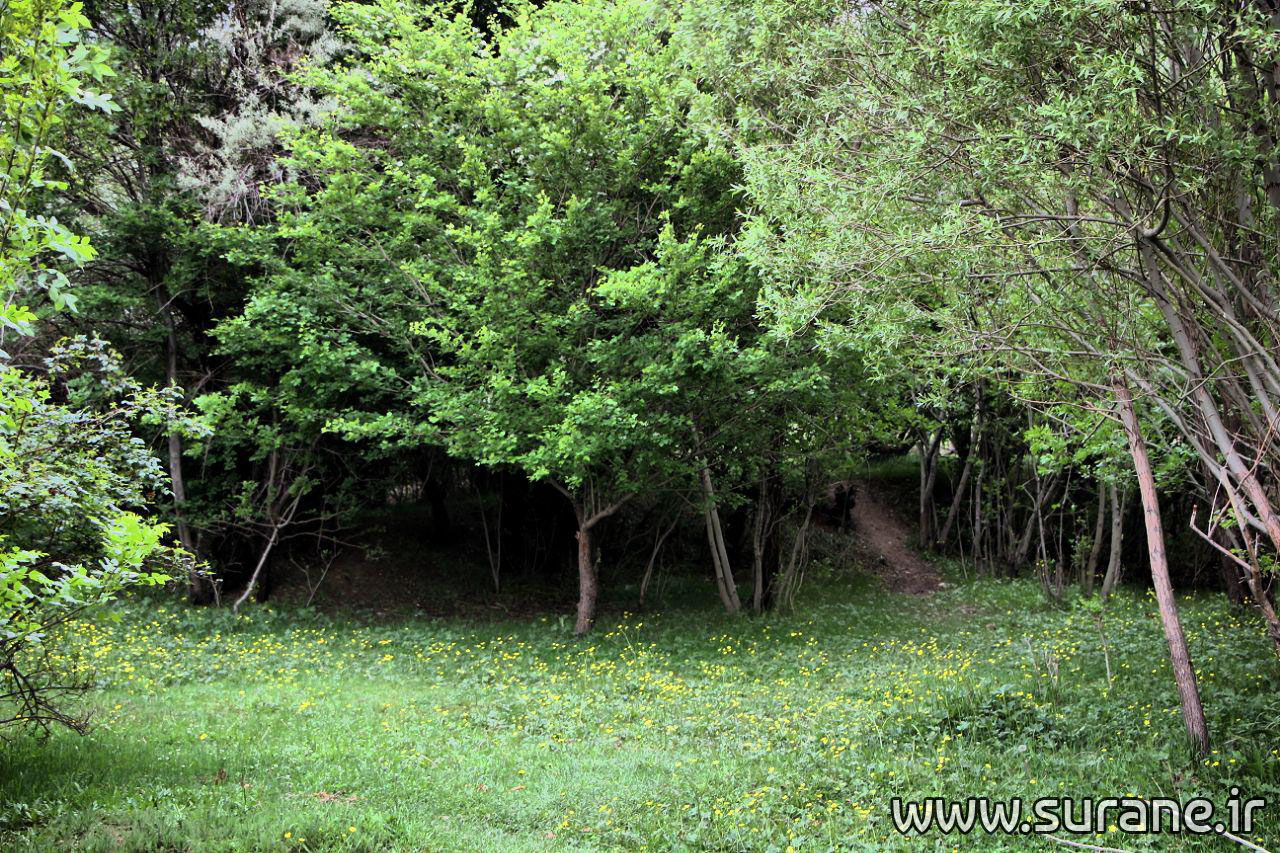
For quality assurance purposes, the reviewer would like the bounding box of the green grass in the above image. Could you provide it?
[1,562,1277,851]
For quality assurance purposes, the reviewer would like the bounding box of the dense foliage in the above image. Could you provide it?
[0,0,198,733]
[5,0,1280,833]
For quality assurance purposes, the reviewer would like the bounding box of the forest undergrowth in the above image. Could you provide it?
[1,561,1275,851]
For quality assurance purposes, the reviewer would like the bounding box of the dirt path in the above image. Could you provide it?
[851,482,941,594]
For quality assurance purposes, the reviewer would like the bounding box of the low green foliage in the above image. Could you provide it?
[0,339,202,732]
[0,569,1274,850]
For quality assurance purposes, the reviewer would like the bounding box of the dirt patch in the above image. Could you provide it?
[851,482,941,594]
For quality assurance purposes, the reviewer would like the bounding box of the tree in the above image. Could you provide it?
[55,0,341,600]
[0,0,195,734]
[676,0,1244,750]
[226,0,855,631]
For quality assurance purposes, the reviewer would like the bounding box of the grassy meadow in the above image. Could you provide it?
[1,561,1277,851]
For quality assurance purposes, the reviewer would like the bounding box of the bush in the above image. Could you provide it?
[0,0,199,734]
[0,341,200,734]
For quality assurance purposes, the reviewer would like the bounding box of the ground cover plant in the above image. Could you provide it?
[1,561,1276,850]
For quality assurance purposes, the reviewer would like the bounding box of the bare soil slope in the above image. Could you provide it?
[851,482,941,594]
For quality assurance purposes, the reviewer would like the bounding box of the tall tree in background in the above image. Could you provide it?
[56,0,339,600]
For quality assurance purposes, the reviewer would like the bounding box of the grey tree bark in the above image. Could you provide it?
[1081,481,1106,595]
[1115,378,1209,754]
[1100,484,1125,599]
[701,467,741,614]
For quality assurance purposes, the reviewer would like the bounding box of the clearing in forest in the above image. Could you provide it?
[1,569,1274,851]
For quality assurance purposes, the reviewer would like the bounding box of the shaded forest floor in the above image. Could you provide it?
[262,461,943,619]
[2,558,1278,850]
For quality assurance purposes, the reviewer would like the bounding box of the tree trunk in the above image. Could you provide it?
[701,467,741,613]
[559,484,629,636]
[499,473,528,577]
[1219,550,1248,606]
[1082,481,1106,595]
[475,481,502,592]
[972,451,986,572]
[1014,473,1056,569]
[752,474,785,611]
[918,428,944,545]
[1210,492,1280,656]
[639,517,678,606]
[1034,479,1063,603]
[1101,484,1125,598]
[937,453,973,549]
[574,523,596,636]
[1141,240,1280,556]
[751,482,768,613]
[157,294,211,605]
[774,502,815,609]
[1115,378,1209,754]
[573,522,596,635]
[938,411,982,549]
